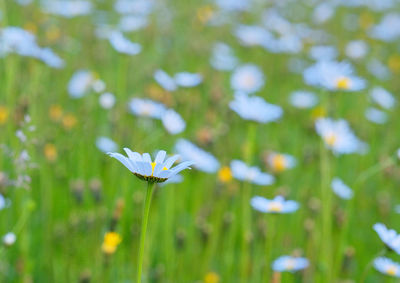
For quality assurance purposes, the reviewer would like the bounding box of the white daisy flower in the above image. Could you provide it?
[374,257,400,277]
[231,160,274,186]
[108,149,193,183]
[251,195,299,214]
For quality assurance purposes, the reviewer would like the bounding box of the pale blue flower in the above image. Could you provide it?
[210,42,238,71]
[251,196,298,213]
[345,40,368,60]
[108,149,193,183]
[154,69,177,92]
[373,223,400,254]
[129,98,167,119]
[272,256,309,272]
[0,27,64,68]
[374,257,400,277]
[304,60,366,91]
[266,152,297,173]
[119,15,148,32]
[174,72,203,87]
[108,31,141,55]
[92,79,106,93]
[313,3,335,24]
[99,92,116,109]
[230,92,283,123]
[309,45,338,61]
[367,59,390,81]
[230,160,274,186]
[231,64,265,94]
[154,70,202,90]
[15,0,33,5]
[0,194,10,210]
[175,139,220,173]
[233,25,272,47]
[162,109,186,135]
[3,232,16,246]
[365,107,388,124]
[370,87,396,109]
[96,136,118,153]
[331,177,353,199]
[369,13,400,42]
[315,118,368,155]
[289,91,318,109]
[37,48,64,68]
[162,174,183,185]
[215,0,250,12]
[68,70,95,98]
[41,0,92,18]
[114,0,153,15]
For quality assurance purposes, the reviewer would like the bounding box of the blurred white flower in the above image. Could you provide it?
[99,92,116,109]
[251,196,298,213]
[289,91,318,109]
[162,109,186,135]
[3,232,16,246]
[154,69,177,92]
[272,256,309,272]
[174,72,203,87]
[210,42,238,71]
[309,45,338,61]
[129,98,167,119]
[96,136,118,153]
[231,160,274,186]
[68,70,95,98]
[345,40,368,60]
[108,31,141,55]
[231,64,265,94]
[315,118,368,155]
[41,0,92,18]
[304,60,366,91]
[365,107,388,124]
[92,79,106,93]
[331,177,353,199]
[230,92,283,123]
[370,87,396,110]
[175,139,220,173]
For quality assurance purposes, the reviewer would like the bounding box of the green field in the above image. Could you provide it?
[1,0,400,282]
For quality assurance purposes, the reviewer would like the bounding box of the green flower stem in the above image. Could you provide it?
[240,122,257,281]
[360,249,386,283]
[320,135,332,280]
[137,182,155,283]
[335,158,395,277]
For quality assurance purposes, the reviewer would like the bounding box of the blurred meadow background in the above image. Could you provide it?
[1,0,400,282]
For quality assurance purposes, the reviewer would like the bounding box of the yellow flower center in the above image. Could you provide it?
[324,133,337,146]
[44,144,57,162]
[203,272,220,283]
[336,77,351,90]
[269,202,283,212]
[311,106,326,120]
[285,259,295,270]
[243,74,256,88]
[49,105,63,121]
[218,166,232,183]
[387,265,398,276]
[150,162,167,176]
[388,55,400,73]
[62,114,77,130]
[102,232,122,254]
[197,5,214,24]
[141,104,154,116]
[272,154,286,172]
[0,106,9,125]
